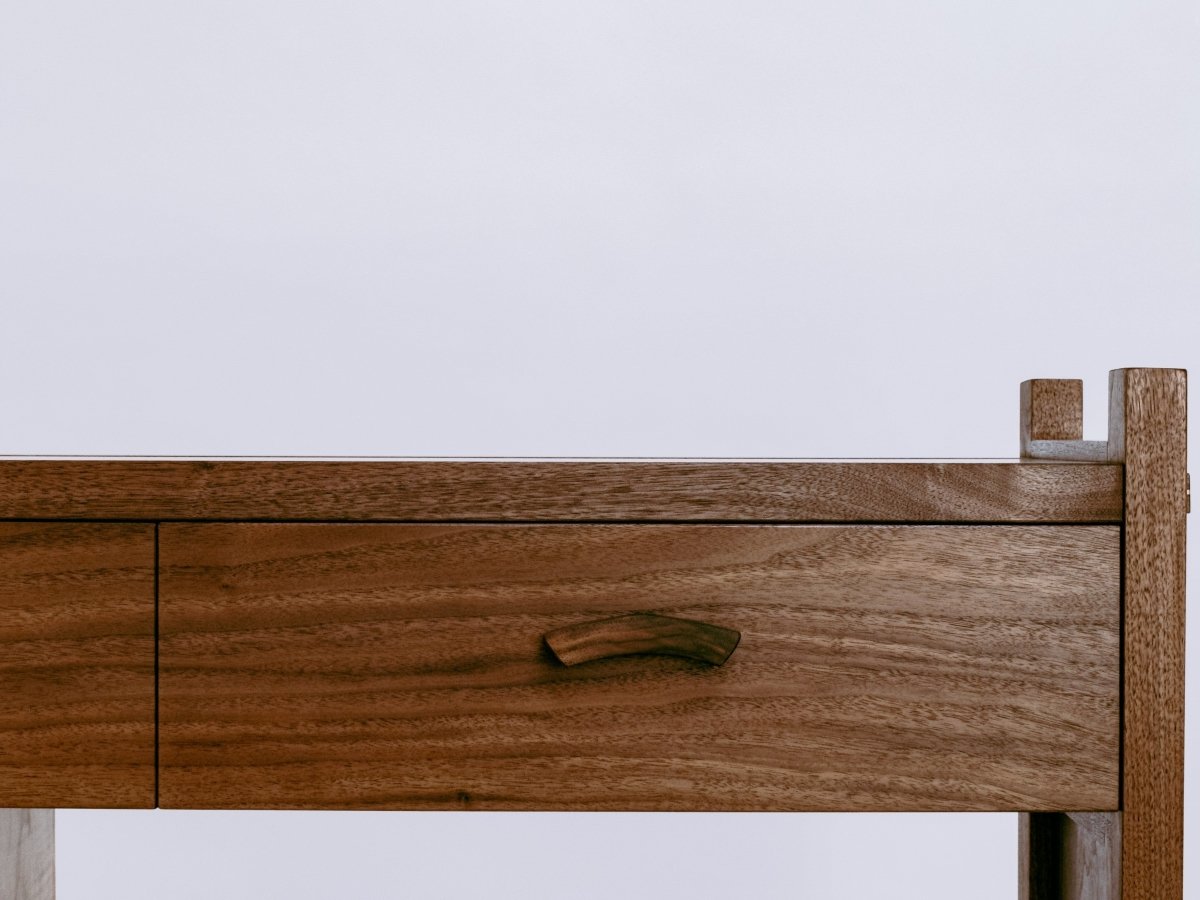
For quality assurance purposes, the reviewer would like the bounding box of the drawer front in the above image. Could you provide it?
[159,524,1119,811]
[0,523,156,808]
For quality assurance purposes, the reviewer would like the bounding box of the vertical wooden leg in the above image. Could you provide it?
[1108,368,1187,898]
[1019,379,1119,900]
[1020,812,1120,900]
[1018,370,1187,899]
[0,810,55,900]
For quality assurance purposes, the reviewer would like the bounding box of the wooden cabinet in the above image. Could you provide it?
[0,368,1186,899]
[157,523,1118,811]
[0,524,155,809]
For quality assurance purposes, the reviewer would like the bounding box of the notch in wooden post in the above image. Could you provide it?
[1019,367,1187,900]
[1020,378,1107,461]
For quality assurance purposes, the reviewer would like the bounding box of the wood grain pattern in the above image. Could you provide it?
[0,809,53,900]
[1021,380,1084,444]
[0,524,155,808]
[1109,368,1187,899]
[1020,378,1109,462]
[1018,374,1125,900]
[544,613,741,667]
[1064,814,1121,899]
[0,460,1121,523]
[158,523,1120,812]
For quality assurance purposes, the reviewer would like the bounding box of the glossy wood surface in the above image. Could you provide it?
[0,524,155,809]
[159,523,1120,812]
[0,460,1121,523]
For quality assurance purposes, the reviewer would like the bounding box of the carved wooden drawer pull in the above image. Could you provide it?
[544,613,741,667]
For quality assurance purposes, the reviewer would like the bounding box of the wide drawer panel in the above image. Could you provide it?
[0,523,156,808]
[158,524,1119,811]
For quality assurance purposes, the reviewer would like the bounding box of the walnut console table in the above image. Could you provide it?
[0,368,1186,899]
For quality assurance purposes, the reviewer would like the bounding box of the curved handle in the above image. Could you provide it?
[544,613,741,667]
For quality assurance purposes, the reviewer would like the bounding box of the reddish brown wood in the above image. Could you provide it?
[1109,368,1187,900]
[0,524,155,808]
[0,459,1121,523]
[158,523,1119,812]
[544,613,741,667]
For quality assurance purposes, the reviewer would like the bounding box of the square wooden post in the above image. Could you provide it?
[1018,369,1187,899]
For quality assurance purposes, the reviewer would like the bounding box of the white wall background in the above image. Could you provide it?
[2,1,1197,897]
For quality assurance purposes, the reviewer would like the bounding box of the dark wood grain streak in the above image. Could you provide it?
[0,460,1121,523]
[544,613,741,667]
[1110,368,1187,899]
[158,523,1119,812]
[0,524,155,808]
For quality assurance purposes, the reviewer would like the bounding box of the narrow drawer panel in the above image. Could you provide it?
[0,523,156,808]
[158,524,1119,812]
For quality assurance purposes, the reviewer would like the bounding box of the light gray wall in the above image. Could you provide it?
[2,2,1197,897]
